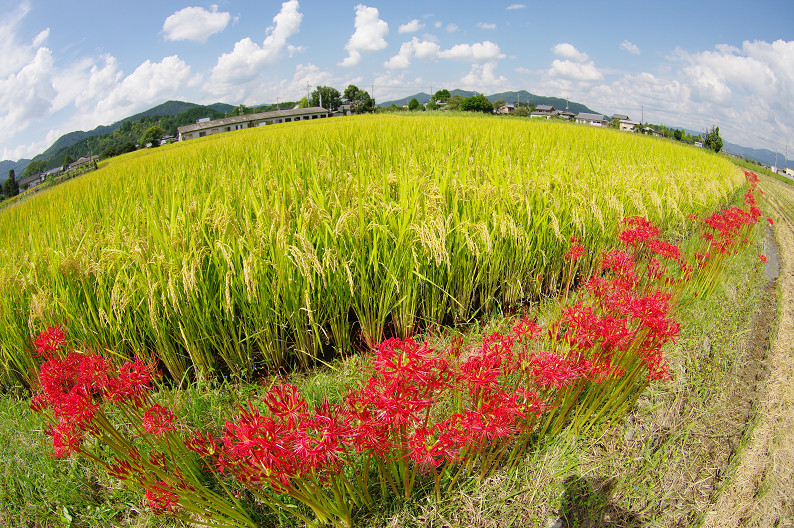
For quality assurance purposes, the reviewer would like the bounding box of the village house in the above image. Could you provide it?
[611,114,639,132]
[177,107,330,141]
[575,113,609,126]
[530,105,555,118]
[496,104,515,115]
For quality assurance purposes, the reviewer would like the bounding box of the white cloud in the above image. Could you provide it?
[459,62,511,92]
[438,41,505,62]
[287,44,306,57]
[384,37,441,69]
[446,23,459,33]
[434,21,442,28]
[398,19,423,33]
[0,47,56,143]
[506,3,525,9]
[552,42,589,63]
[477,22,496,30]
[90,56,194,124]
[340,4,388,67]
[208,0,302,94]
[32,28,50,47]
[548,59,603,81]
[620,40,640,55]
[163,5,231,43]
[0,2,35,77]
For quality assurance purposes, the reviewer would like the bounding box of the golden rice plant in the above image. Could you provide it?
[0,114,744,386]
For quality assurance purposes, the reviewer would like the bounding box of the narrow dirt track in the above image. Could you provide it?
[703,176,794,527]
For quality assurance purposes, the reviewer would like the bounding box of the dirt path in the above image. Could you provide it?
[703,176,794,527]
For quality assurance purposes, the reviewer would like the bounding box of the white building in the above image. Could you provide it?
[177,107,330,141]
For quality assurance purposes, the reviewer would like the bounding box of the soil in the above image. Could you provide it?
[703,176,794,528]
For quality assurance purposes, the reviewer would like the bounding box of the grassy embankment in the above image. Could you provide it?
[0,114,742,389]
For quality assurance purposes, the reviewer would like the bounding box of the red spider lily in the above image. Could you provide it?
[107,459,140,482]
[48,421,83,458]
[143,404,177,438]
[526,351,584,390]
[146,480,180,514]
[104,359,158,408]
[767,217,774,225]
[407,425,460,469]
[512,318,542,344]
[565,236,585,262]
[184,430,218,458]
[33,326,67,358]
[263,383,308,427]
[759,254,768,264]
[292,402,353,472]
[618,217,661,246]
[458,349,504,395]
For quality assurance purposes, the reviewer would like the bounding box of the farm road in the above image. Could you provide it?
[703,176,794,527]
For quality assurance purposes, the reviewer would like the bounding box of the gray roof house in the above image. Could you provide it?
[177,107,330,141]
[575,113,609,126]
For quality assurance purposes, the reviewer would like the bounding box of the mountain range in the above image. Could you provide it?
[2,92,790,182]
[379,89,598,115]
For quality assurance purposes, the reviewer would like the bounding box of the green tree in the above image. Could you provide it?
[446,94,465,111]
[298,97,309,108]
[426,100,438,111]
[704,126,723,153]
[673,129,683,141]
[513,106,529,117]
[344,84,360,102]
[350,91,374,114]
[310,86,341,111]
[141,126,165,148]
[408,98,421,111]
[23,160,47,178]
[230,104,248,117]
[459,94,494,114]
[433,89,451,102]
[62,154,75,172]
[4,170,19,198]
[493,98,506,111]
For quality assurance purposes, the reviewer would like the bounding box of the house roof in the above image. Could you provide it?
[576,113,607,121]
[177,107,329,134]
[535,105,555,111]
[612,114,630,121]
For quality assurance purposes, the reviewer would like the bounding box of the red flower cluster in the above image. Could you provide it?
[30,331,159,457]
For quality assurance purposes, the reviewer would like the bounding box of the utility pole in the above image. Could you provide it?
[371,83,375,109]
[306,82,311,104]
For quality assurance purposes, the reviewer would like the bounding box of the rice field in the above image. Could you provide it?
[0,113,744,386]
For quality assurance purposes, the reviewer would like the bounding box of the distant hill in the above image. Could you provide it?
[39,101,236,160]
[378,89,600,115]
[0,159,31,184]
[722,142,789,170]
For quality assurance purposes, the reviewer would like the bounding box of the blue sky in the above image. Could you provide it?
[2,0,793,161]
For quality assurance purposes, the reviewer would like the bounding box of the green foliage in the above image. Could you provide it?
[445,94,465,111]
[62,154,75,172]
[408,98,422,111]
[344,84,360,102]
[298,96,309,108]
[426,100,438,111]
[459,94,494,114]
[3,170,18,199]
[704,126,723,153]
[101,141,137,160]
[230,104,249,117]
[433,89,451,102]
[514,107,529,117]
[310,85,341,111]
[140,125,165,148]
[23,160,47,178]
